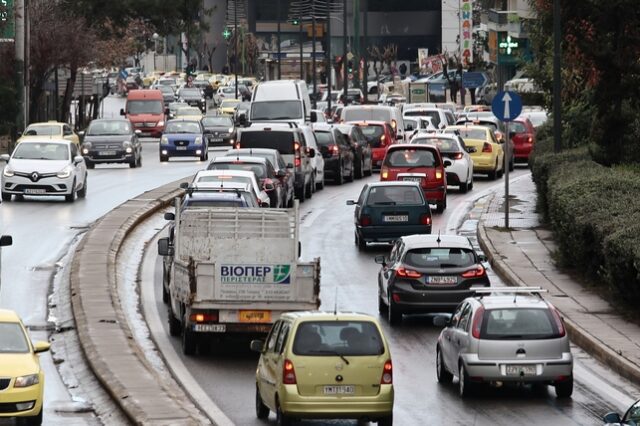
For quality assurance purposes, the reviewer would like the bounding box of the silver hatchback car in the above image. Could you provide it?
[433,287,573,398]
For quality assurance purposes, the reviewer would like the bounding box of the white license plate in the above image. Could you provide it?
[427,276,457,284]
[193,324,226,332]
[384,215,408,222]
[212,138,223,142]
[98,150,116,156]
[505,365,536,376]
[402,177,423,182]
[24,188,46,195]
[176,146,188,150]
[323,385,355,395]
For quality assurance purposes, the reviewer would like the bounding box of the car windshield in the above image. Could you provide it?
[404,110,441,127]
[404,247,475,268]
[510,122,527,133]
[343,108,391,123]
[293,321,384,356]
[209,162,267,179]
[481,309,560,340]
[359,125,385,148]
[250,101,303,120]
[314,131,333,146]
[225,151,275,167]
[126,100,163,114]
[0,322,30,353]
[366,185,423,205]
[447,128,487,140]
[202,117,233,127]
[13,143,69,160]
[413,137,459,153]
[165,122,201,133]
[176,108,202,117]
[239,131,295,154]
[87,121,131,136]
[385,148,438,167]
[24,125,60,136]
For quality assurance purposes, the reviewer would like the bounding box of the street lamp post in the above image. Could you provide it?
[553,0,561,153]
[152,33,159,71]
[343,0,347,103]
[326,0,332,112]
[277,0,282,79]
[234,0,238,100]
[312,0,317,108]
[299,18,304,81]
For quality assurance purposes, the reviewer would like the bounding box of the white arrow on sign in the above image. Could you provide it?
[502,92,512,120]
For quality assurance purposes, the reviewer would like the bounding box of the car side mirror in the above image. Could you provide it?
[433,315,452,327]
[250,339,265,353]
[179,182,189,189]
[164,212,175,221]
[157,237,174,256]
[286,162,294,169]
[134,130,142,136]
[374,255,386,265]
[17,131,22,137]
[307,147,316,158]
[476,252,488,263]
[276,169,286,178]
[466,146,477,154]
[78,130,85,138]
[346,200,356,206]
[310,110,318,123]
[0,154,10,162]
[443,159,452,168]
[73,156,85,165]
[0,235,12,247]
[396,134,404,141]
[120,108,126,116]
[405,124,414,131]
[33,341,50,353]
[602,413,622,424]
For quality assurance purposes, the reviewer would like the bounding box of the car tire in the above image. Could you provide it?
[346,162,355,182]
[459,181,468,193]
[387,293,402,326]
[168,307,181,337]
[255,385,270,419]
[65,180,76,203]
[160,154,169,162]
[86,160,95,169]
[378,414,393,426]
[78,177,87,199]
[436,197,447,213]
[378,292,388,315]
[306,176,313,199]
[436,346,453,384]
[555,376,573,398]
[469,177,474,191]
[488,165,497,180]
[276,398,291,426]
[129,157,137,168]
[23,407,43,425]
[296,183,306,202]
[316,174,324,190]
[137,153,142,167]
[509,156,515,172]
[458,363,475,398]
[1,192,11,202]
[182,314,197,356]
[336,164,344,185]
[355,232,366,251]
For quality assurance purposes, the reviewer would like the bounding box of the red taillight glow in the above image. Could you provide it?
[549,304,566,337]
[420,214,431,226]
[528,136,533,144]
[482,142,492,153]
[453,152,463,160]
[359,215,372,226]
[381,360,393,384]
[381,167,389,180]
[283,359,297,384]
[396,267,422,278]
[294,142,301,151]
[380,135,386,147]
[461,265,486,278]
[190,312,219,323]
[435,169,443,180]
[471,306,485,338]
[329,144,340,156]
[295,157,301,167]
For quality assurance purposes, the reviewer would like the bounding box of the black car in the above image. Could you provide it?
[603,399,640,425]
[177,87,206,112]
[334,123,373,179]
[80,118,142,169]
[312,124,354,185]
[201,115,236,147]
[158,85,176,105]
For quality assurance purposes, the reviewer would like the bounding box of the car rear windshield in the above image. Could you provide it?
[403,110,441,127]
[180,88,201,97]
[196,176,253,187]
[366,185,424,205]
[250,101,303,120]
[293,321,385,356]
[343,108,391,123]
[0,322,29,353]
[127,100,163,114]
[159,86,174,94]
[481,308,561,340]
[209,162,267,179]
[510,122,527,133]
[448,128,487,140]
[359,125,385,148]
[384,148,439,167]
[239,131,295,154]
[403,247,475,268]
[412,137,459,153]
[313,131,334,146]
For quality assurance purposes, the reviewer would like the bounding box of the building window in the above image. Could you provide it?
[368,0,440,11]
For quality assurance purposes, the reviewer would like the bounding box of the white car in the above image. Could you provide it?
[0,139,88,202]
[192,169,270,207]
[300,125,325,191]
[403,107,456,129]
[410,133,474,193]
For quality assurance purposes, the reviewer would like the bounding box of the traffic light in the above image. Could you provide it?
[347,60,354,73]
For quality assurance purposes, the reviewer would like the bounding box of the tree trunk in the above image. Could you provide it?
[60,66,77,125]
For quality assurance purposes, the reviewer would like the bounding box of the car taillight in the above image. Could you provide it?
[528,135,534,144]
[381,167,389,180]
[283,359,297,384]
[359,215,372,226]
[234,142,241,149]
[461,265,486,278]
[380,134,387,147]
[482,142,492,153]
[295,157,301,167]
[549,304,566,337]
[189,312,219,322]
[380,360,393,384]
[395,267,422,279]
[453,152,463,160]
[329,144,340,156]
[435,169,443,180]
[471,306,485,338]
[419,213,431,226]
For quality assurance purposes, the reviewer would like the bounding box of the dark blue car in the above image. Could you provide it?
[159,119,208,162]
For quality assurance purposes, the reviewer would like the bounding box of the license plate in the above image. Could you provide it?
[212,138,223,142]
[505,365,536,376]
[239,310,271,323]
[384,215,408,222]
[98,150,116,156]
[176,146,188,150]
[323,385,355,395]
[193,324,226,332]
[427,276,457,284]
[402,177,423,182]
[24,188,46,194]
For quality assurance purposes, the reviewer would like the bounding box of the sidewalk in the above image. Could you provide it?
[477,174,640,386]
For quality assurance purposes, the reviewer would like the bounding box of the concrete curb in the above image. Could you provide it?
[70,178,213,425]
[477,222,640,388]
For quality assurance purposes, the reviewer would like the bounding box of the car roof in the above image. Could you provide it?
[195,170,256,179]
[28,121,64,127]
[0,309,21,323]
[446,125,491,132]
[167,119,201,124]
[413,133,458,141]
[185,191,248,201]
[387,143,440,151]
[348,120,388,126]
[365,181,422,189]
[399,234,473,251]
[227,148,278,156]
[475,294,551,310]
[210,156,268,164]
[279,311,381,323]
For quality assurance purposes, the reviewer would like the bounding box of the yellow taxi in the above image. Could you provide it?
[143,71,165,88]
[0,309,50,425]
[251,312,394,425]
[174,106,204,121]
[444,125,504,179]
[218,98,241,116]
[18,121,80,146]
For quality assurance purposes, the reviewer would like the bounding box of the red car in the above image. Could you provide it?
[510,117,536,163]
[380,144,450,213]
[351,121,395,170]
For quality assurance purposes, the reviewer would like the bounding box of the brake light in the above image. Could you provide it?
[294,142,300,151]
[482,142,492,153]
[189,312,219,323]
[471,306,485,338]
[380,360,393,384]
[328,144,340,156]
[234,142,241,149]
[391,119,397,130]
[419,213,431,226]
[396,267,422,279]
[435,169,443,180]
[283,359,297,384]
[453,152,463,160]
[528,135,533,144]
[381,167,389,180]
[380,135,386,147]
[295,157,301,167]
[359,215,372,226]
[549,304,566,337]
[461,265,486,278]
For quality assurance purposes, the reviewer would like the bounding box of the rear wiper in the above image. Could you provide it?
[373,201,396,205]
[314,350,350,365]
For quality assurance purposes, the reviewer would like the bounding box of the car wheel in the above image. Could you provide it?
[469,176,474,190]
[276,398,291,426]
[436,197,447,213]
[436,346,453,384]
[387,293,402,326]
[168,306,181,337]
[488,163,498,180]
[346,161,355,182]
[182,314,197,356]
[458,363,475,398]
[356,232,366,251]
[65,180,76,203]
[555,376,573,398]
[23,407,42,425]
[129,157,137,168]
[296,183,306,202]
[311,171,317,193]
[459,181,468,193]
[137,153,142,167]
[378,291,388,315]
[78,177,87,199]
[497,159,504,178]
[287,192,294,208]
[160,154,169,162]
[86,160,95,169]
[336,164,344,185]
[378,414,393,426]
[316,173,324,190]
[255,385,270,419]
[509,156,515,172]
[1,192,11,202]
[306,175,313,199]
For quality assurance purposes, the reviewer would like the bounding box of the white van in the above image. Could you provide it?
[340,105,407,142]
[250,80,314,126]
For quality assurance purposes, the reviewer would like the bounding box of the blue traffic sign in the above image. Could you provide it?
[492,90,522,122]
[462,72,487,89]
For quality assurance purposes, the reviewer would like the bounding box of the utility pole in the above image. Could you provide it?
[312,0,317,108]
[15,0,26,134]
[363,0,368,103]
[326,0,332,112]
[277,0,281,79]
[299,18,304,81]
[553,0,561,153]
[234,0,238,99]
[343,0,347,103]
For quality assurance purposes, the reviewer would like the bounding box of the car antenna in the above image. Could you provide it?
[437,230,441,246]
[334,287,338,316]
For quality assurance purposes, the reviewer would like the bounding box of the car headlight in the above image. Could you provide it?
[228,127,234,133]
[123,141,133,153]
[194,137,203,145]
[3,165,14,177]
[157,121,165,127]
[83,142,92,150]
[14,374,39,388]
[57,165,73,179]
[161,136,169,145]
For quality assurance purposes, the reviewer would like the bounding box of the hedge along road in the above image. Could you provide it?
[137,167,640,425]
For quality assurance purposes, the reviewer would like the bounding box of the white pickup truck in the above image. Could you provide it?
[158,204,320,355]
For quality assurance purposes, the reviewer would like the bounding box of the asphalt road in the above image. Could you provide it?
[141,166,640,426]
